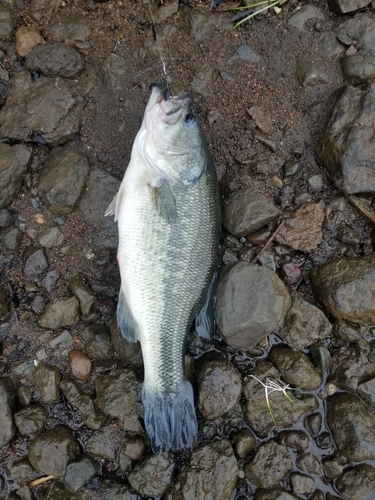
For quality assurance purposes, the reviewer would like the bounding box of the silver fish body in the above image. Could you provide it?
[106,87,220,453]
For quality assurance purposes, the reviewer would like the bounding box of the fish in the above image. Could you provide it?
[105,84,220,453]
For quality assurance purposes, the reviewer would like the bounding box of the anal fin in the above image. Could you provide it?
[117,288,139,343]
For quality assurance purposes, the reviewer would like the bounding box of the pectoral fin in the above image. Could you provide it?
[105,185,125,222]
[117,288,139,343]
[150,180,177,223]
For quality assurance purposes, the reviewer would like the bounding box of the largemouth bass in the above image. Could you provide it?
[106,85,220,453]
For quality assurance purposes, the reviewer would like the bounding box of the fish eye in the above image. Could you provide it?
[185,113,196,125]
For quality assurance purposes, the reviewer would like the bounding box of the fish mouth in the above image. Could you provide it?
[147,84,192,124]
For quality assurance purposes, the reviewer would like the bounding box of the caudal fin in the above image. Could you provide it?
[142,381,197,454]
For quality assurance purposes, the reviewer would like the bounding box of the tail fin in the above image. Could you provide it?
[142,381,197,454]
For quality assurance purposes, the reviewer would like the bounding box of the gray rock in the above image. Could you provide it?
[296,59,329,88]
[95,369,143,433]
[26,42,84,78]
[17,386,32,407]
[295,452,322,475]
[283,160,303,179]
[308,173,326,191]
[16,26,45,58]
[103,53,128,83]
[327,393,375,460]
[3,228,23,251]
[248,106,272,135]
[38,226,64,248]
[0,208,13,227]
[110,315,143,369]
[216,262,291,349]
[0,377,16,447]
[189,12,231,42]
[337,14,375,55]
[50,14,91,53]
[0,72,82,147]
[255,487,300,500]
[336,464,375,500]
[38,296,80,330]
[310,254,375,324]
[227,45,259,64]
[14,404,48,436]
[244,362,318,437]
[60,379,106,430]
[69,276,95,316]
[85,331,114,360]
[190,66,212,96]
[151,0,178,24]
[100,478,138,500]
[290,473,315,495]
[329,195,348,211]
[85,426,117,461]
[310,343,332,373]
[280,289,332,350]
[28,425,79,476]
[63,454,99,493]
[333,319,363,342]
[79,168,120,249]
[197,359,242,420]
[245,440,292,489]
[50,330,74,351]
[43,270,60,292]
[329,345,375,390]
[39,482,90,500]
[232,429,256,459]
[341,54,375,84]
[319,32,345,59]
[270,348,322,390]
[166,440,238,500]
[29,0,62,22]
[0,282,8,319]
[38,149,89,214]
[278,430,310,451]
[12,359,34,377]
[358,377,375,408]
[0,5,15,40]
[328,0,371,13]
[11,458,39,486]
[317,85,375,194]
[288,5,325,31]
[0,144,32,209]
[34,362,61,403]
[16,485,34,500]
[24,249,48,280]
[223,187,281,238]
[120,436,146,461]
[128,452,175,497]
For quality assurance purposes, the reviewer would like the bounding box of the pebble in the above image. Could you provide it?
[15,26,45,57]
[290,472,315,495]
[245,440,292,488]
[14,404,48,436]
[0,208,13,227]
[49,329,74,350]
[0,143,32,210]
[336,463,375,500]
[63,454,100,493]
[121,436,146,461]
[24,248,48,281]
[34,362,61,403]
[270,348,322,390]
[248,106,272,135]
[297,59,329,88]
[329,195,347,211]
[232,429,256,459]
[26,42,84,78]
[38,226,64,249]
[0,377,16,448]
[69,349,92,381]
[85,426,117,461]
[227,45,259,64]
[3,228,23,251]
[308,173,325,191]
[128,452,175,497]
[38,297,80,330]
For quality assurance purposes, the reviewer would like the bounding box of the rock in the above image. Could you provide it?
[38,226,64,248]
[0,282,8,318]
[327,393,375,460]
[0,5,15,40]
[26,42,84,78]
[280,261,302,286]
[14,404,48,436]
[335,223,361,245]
[100,478,138,500]
[39,482,90,500]
[11,458,39,486]
[0,144,32,209]
[341,54,375,84]
[128,452,175,497]
[319,31,345,59]
[28,425,79,476]
[95,369,143,433]
[295,452,322,475]
[38,149,89,214]
[38,296,80,329]
[110,316,143,369]
[68,350,91,381]
[121,436,146,461]
[151,0,178,24]
[296,59,329,88]
[329,0,371,14]
[310,343,332,372]
[275,203,324,253]
[16,26,45,57]
[190,66,212,96]
[197,358,242,420]
[223,187,281,238]
[248,106,272,134]
[103,53,128,83]
[3,228,23,251]
[216,262,291,349]
[85,426,117,461]
[358,378,375,408]
[329,345,375,390]
[63,455,99,493]
[227,45,259,64]
[50,330,74,351]
[310,254,375,324]
[166,440,238,500]
[189,12,231,42]
[244,440,292,489]
[288,5,325,31]
[278,431,310,451]
[50,13,91,53]
[79,168,120,249]
[17,386,32,407]
[317,85,375,194]
[29,0,62,22]
[336,464,375,500]
[34,362,61,403]
[280,289,332,350]
[337,14,375,55]
[0,377,16,447]
[290,473,315,495]
[0,72,82,147]
[43,270,60,293]
[24,249,48,281]
[322,457,344,479]
[85,331,114,360]
[232,429,256,458]
[69,277,95,316]
[283,160,303,178]
[244,362,318,437]
[270,348,322,390]
[255,487,299,500]
[308,173,326,191]
[60,379,106,430]
[0,208,13,228]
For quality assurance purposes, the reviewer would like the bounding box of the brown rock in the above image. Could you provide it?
[121,436,146,461]
[68,350,91,381]
[15,26,45,58]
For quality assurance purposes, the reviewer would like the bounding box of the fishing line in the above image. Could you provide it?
[146,0,168,78]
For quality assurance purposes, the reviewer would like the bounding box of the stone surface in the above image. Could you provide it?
[327,393,375,460]
[358,377,375,408]
[0,143,32,209]
[63,454,100,493]
[166,440,238,500]
[128,452,175,497]
[0,5,15,40]
[310,254,375,324]
[14,404,48,436]
[3,228,23,251]
[245,440,292,489]
[28,425,79,476]
[0,282,8,318]
[197,358,242,420]
[227,45,259,64]
[38,149,89,214]
[329,345,375,390]
[24,249,48,281]
[0,72,82,147]
[296,59,329,88]
[255,487,299,500]
[29,0,62,22]
[275,203,325,253]
[341,54,375,84]
[248,106,272,134]
[38,226,64,248]
[290,473,315,495]
[34,362,61,403]
[0,377,17,447]
[295,452,322,475]
[38,296,80,329]
[121,436,146,461]
[216,262,291,349]
[232,429,256,459]
[189,12,231,42]
[317,85,375,194]
[336,464,375,500]
[11,458,39,487]
[280,289,332,350]
[50,13,91,52]
[110,316,143,369]
[70,276,95,316]
[85,426,117,461]
[68,350,92,381]
[288,5,325,31]
[15,26,45,57]
[270,348,322,390]
[100,478,138,500]
[223,187,281,238]
[278,431,309,451]
[328,0,371,13]
[26,42,84,78]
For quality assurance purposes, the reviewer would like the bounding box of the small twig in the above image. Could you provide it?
[251,219,284,264]
[346,194,375,225]
[29,475,55,487]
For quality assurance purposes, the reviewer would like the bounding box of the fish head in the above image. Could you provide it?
[141,86,206,186]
